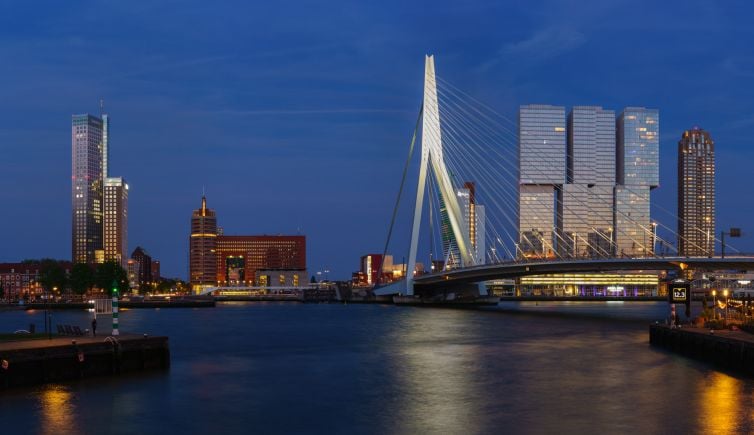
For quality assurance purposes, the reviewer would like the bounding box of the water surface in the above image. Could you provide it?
[0,302,751,434]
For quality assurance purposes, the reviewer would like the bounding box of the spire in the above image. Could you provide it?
[201,194,207,217]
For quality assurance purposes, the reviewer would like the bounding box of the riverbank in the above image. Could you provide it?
[649,323,754,375]
[21,298,215,310]
[0,334,170,390]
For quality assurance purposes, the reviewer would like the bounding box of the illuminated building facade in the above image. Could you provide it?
[440,182,486,268]
[519,105,566,257]
[126,259,138,291]
[215,235,306,286]
[188,195,307,289]
[72,110,130,266]
[560,106,615,257]
[130,246,153,287]
[189,195,217,290]
[0,262,72,301]
[151,260,161,282]
[360,254,383,285]
[103,177,128,267]
[678,127,715,256]
[72,114,104,264]
[256,270,307,287]
[516,273,659,297]
[353,254,415,286]
[615,107,659,256]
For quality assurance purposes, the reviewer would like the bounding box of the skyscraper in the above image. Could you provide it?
[72,114,104,264]
[439,182,485,268]
[678,127,715,256]
[73,109,129,266]
[518,105,566,257]
[560,106,615,257]
[190,195,218,290]
[615,107,659,257]
[103,177,128,267]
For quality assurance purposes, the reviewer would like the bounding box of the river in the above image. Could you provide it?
[0,301,752,434]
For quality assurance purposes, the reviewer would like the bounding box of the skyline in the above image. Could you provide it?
[2,1,754,279]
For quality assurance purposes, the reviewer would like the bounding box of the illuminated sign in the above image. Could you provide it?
[672,287,687,302]
[668,281,690,304]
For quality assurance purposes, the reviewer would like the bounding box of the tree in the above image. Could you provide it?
[38,258,67,294]
[310,276,317,284]
[94,261,128,296]
[0,283,5,301]
[70,263,95,295]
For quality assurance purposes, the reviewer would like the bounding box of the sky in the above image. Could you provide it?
[1,0,754,280]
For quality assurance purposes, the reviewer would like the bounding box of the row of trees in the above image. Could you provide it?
[25,259,128,296]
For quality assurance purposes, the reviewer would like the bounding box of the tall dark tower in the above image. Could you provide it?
[72,114,104,264]
[190,195,218,290]
[678,127,715,256]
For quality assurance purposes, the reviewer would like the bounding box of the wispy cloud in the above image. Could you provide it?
[480,26,586,71]
[724,114,754,130]
[195,108,413,116]
[722,56,754,78]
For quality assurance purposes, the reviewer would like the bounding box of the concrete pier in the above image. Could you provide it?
[649,324,754,375]
[0,335,170,390]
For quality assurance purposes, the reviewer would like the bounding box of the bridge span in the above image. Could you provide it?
[375,257,754,296]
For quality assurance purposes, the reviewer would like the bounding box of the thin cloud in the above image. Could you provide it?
[197,108,413,116]
[480,26,586,71]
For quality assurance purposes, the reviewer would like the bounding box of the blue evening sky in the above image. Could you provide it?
[1,0,753,279]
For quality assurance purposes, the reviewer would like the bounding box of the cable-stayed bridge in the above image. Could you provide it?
[374,55,754,300]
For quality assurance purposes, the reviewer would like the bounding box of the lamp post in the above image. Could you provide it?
[47,286,57,339]
[723,289,729,321]
[111,279,119,336]
[721,228,742,259]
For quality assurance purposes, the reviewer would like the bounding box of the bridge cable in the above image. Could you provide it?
[437,77,733,255]
[377,104,423,285]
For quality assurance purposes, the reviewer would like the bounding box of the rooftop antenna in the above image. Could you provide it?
[100,98,105,116]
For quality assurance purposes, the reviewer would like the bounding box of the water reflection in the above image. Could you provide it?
[697,372,747,434]
[38,385,78,435]
[391,310,482,434]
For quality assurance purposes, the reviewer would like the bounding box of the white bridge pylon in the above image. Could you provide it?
[377,55,480,297]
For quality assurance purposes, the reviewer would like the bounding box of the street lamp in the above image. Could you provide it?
[721,228,742,259]
[723,289,729,321]
[712,289,717,320]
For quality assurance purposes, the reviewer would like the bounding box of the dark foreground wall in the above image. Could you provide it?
[0,336,170,390]
[649,324,754,375]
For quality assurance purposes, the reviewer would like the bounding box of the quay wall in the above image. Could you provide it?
[0,336,170,390]
[649,324,754,375]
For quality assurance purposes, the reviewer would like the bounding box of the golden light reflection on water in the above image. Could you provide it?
[697,372,743,434]
[38,385,78,435]
[392,310,482,434]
